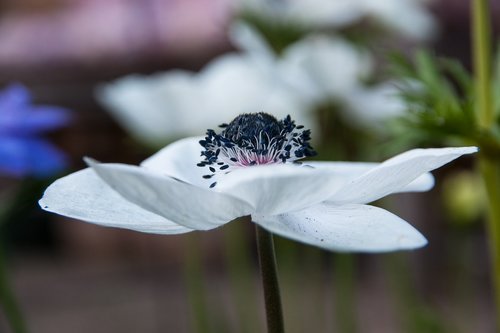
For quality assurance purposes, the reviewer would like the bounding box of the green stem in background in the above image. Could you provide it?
[0,182,31,333]
[479,159,500,329]
[473,0,493,129]
[472,0,500,330]
[183,233,211,333]
[273,238,304,333]
[223,221,258,333]
[333,254,358,333]
[0,245,27,333]
[255,225,285,333]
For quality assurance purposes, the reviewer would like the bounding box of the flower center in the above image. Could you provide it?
[198,112,316,187]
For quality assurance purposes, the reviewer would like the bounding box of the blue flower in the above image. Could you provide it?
[0,84,71,177]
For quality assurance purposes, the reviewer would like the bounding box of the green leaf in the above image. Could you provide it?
[388,49,485,149]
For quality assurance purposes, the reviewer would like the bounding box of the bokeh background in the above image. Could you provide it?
[0,0,499,332]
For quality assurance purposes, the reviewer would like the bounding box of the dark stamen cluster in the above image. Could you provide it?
[198,112,316,187]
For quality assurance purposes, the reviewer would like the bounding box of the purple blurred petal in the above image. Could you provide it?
[4,106,71,135]
[0,136,68,178]
[0,83,71,178]
[0,83,31,111]
[0,83,72,136]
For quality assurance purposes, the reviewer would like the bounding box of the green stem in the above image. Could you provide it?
[0,182,29,333]
[479,159,500,330]
[0,248,27,333]
[223,221,258,333]
[183,233,211,333]
[472,0,500,330]
[472,0,493,129]
[333,254,358,333]
[255,225,285,333]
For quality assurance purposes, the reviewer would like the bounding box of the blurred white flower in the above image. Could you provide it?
[39,113,477,252]
[268,28,406,128]
[97,22,411,146]
[231,23,410,127]
[360,0,437,40]
[343,83,407,127]
[235,0,437,39]
[277,35,373,102]
[196,53,312,131]
[96,70,199,145]
[97,25,311,146]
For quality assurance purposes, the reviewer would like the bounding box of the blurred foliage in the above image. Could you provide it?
[0,179,57,252]
[335,21,393,49]
[314,101,380,161]
[388,49,500,157]
[387,254,455,333]
[442,171,486,226]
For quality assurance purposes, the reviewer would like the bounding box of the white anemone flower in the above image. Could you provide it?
[39,113,477,252]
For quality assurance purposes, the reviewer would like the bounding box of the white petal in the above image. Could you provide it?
[327,147,477,204]
[39,168,192,234]
[198,53,316,134]
[343,83,406,128]
[86,159,253,230]
[280,35,372,100]
[305,161,434,193]
[95,71,199,146]
[140,136,210,187]
[252,203,427,252]
[364,0,437,40]
[216,164,345,216]
[404,172,435,192]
